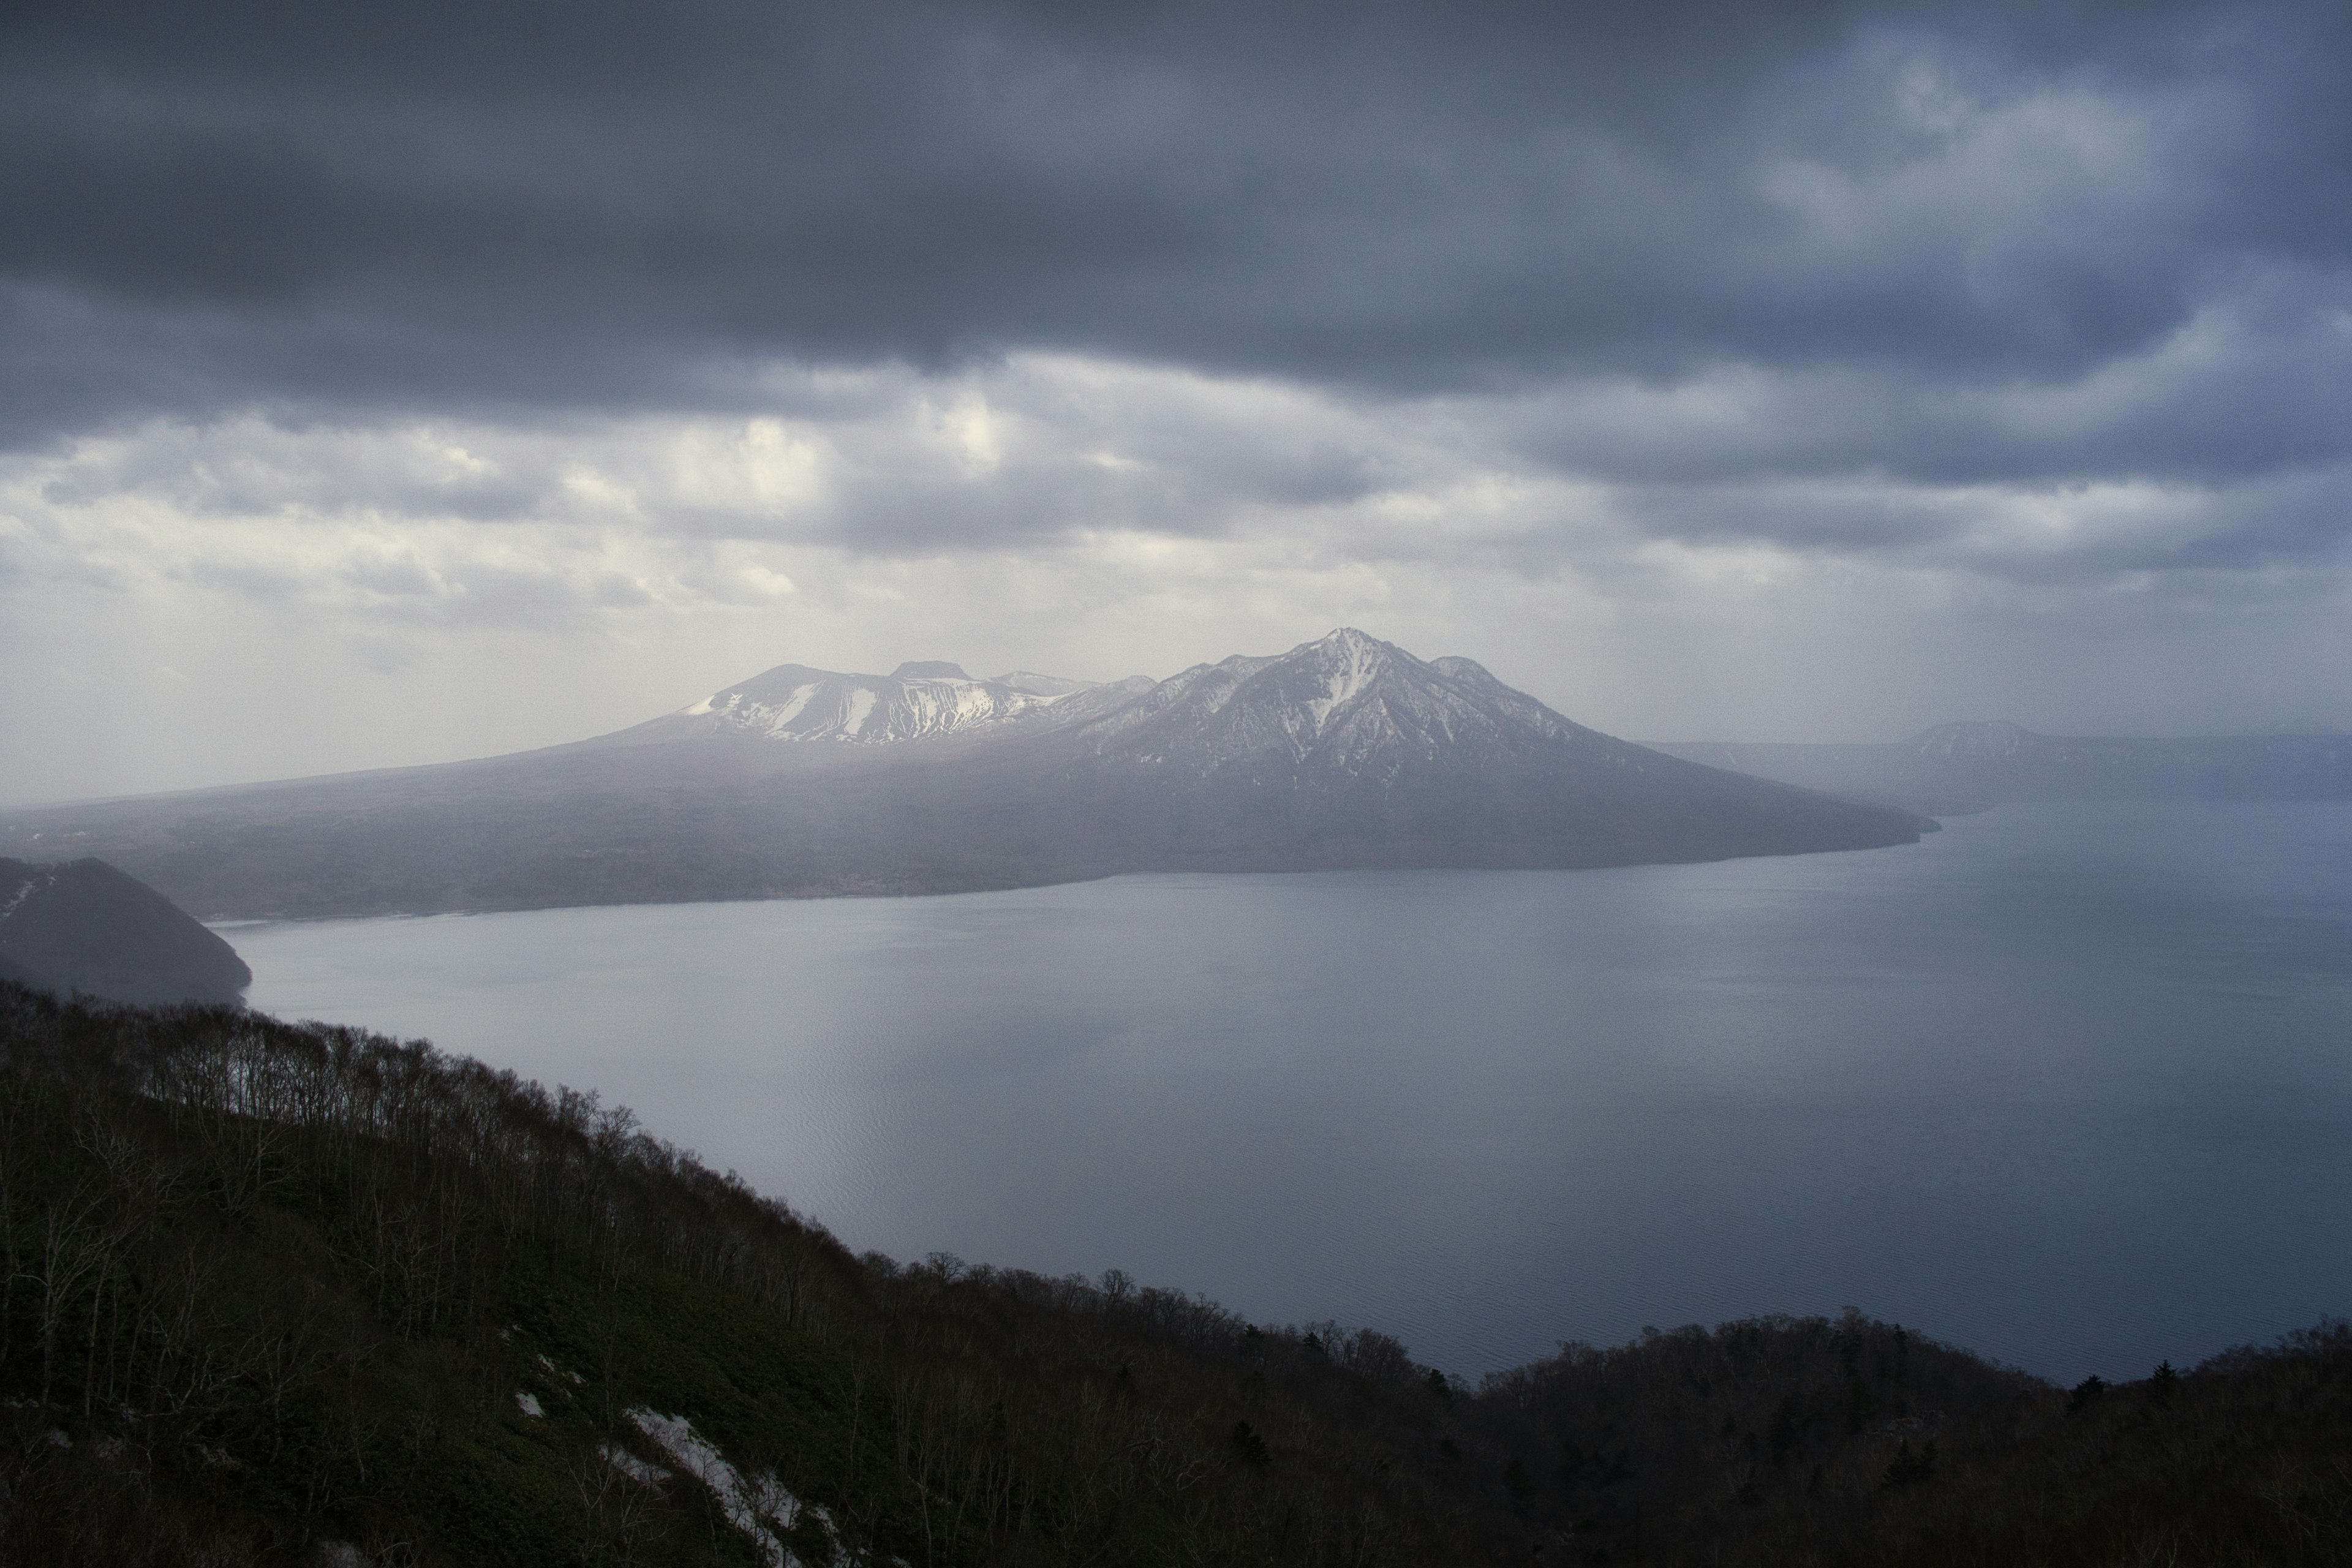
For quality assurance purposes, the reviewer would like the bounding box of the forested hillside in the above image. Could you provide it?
[3,982,2348,1566]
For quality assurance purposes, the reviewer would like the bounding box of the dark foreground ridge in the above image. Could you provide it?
[0,631,1930,919]
[5,984,2350,1566]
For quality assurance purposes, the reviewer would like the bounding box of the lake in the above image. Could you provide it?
[228,801,2352,1384]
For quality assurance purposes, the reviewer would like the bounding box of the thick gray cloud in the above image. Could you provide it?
[7,0,2346,434]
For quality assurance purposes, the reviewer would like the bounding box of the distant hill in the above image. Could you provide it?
[0,857,249,1004]
[1653,720,2352,813]
[0,630,1931,919]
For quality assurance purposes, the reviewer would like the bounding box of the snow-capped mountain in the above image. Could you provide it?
[1063,627,1626,782]
[614,660,1112,747]
[609,627,1633,780]
[0,630,1939,918]
[982,628,1937,875]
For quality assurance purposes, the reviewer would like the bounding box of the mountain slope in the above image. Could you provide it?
[0,631,1931,918]
[1655,720,2352,811]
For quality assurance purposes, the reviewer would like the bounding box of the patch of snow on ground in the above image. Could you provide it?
[602,1443,672,1488]
[514,1391,543,1417]
[627,1407,837,1567]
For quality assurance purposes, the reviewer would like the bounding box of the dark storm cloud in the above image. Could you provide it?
[7,0,2345,441]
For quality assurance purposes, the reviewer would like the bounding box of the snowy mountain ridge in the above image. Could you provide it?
[648,660,1108,746]
[622,628,1571,770]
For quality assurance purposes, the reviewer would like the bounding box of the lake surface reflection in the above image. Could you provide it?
[230,802,2352,1383]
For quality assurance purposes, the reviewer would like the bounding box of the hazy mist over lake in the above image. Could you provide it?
[232,801,2352,1384]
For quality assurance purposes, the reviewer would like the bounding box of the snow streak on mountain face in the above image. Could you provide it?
[673,661,1096,745]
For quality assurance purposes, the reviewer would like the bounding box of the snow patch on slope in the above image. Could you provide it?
[602,1443,673,1488]
[1299,630,1384,738]
[625,1406,847,1567]
[761,684,820,732]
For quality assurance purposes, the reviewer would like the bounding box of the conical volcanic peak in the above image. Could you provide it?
[1063,627,1600,782]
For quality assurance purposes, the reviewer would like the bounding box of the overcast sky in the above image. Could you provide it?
[5,0,2350,802]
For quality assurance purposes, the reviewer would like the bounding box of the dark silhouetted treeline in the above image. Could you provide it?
[4,979,2349,1566]
[1464,1316,2352,1563]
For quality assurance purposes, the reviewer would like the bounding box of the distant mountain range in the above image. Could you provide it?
[0,630,1931,919]
[0,856,251,1004]
[1654,721,2352,813]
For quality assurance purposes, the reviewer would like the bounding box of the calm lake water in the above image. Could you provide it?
[228,802,2352,1384]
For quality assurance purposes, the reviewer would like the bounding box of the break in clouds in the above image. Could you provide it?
[4,0,2350,800]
